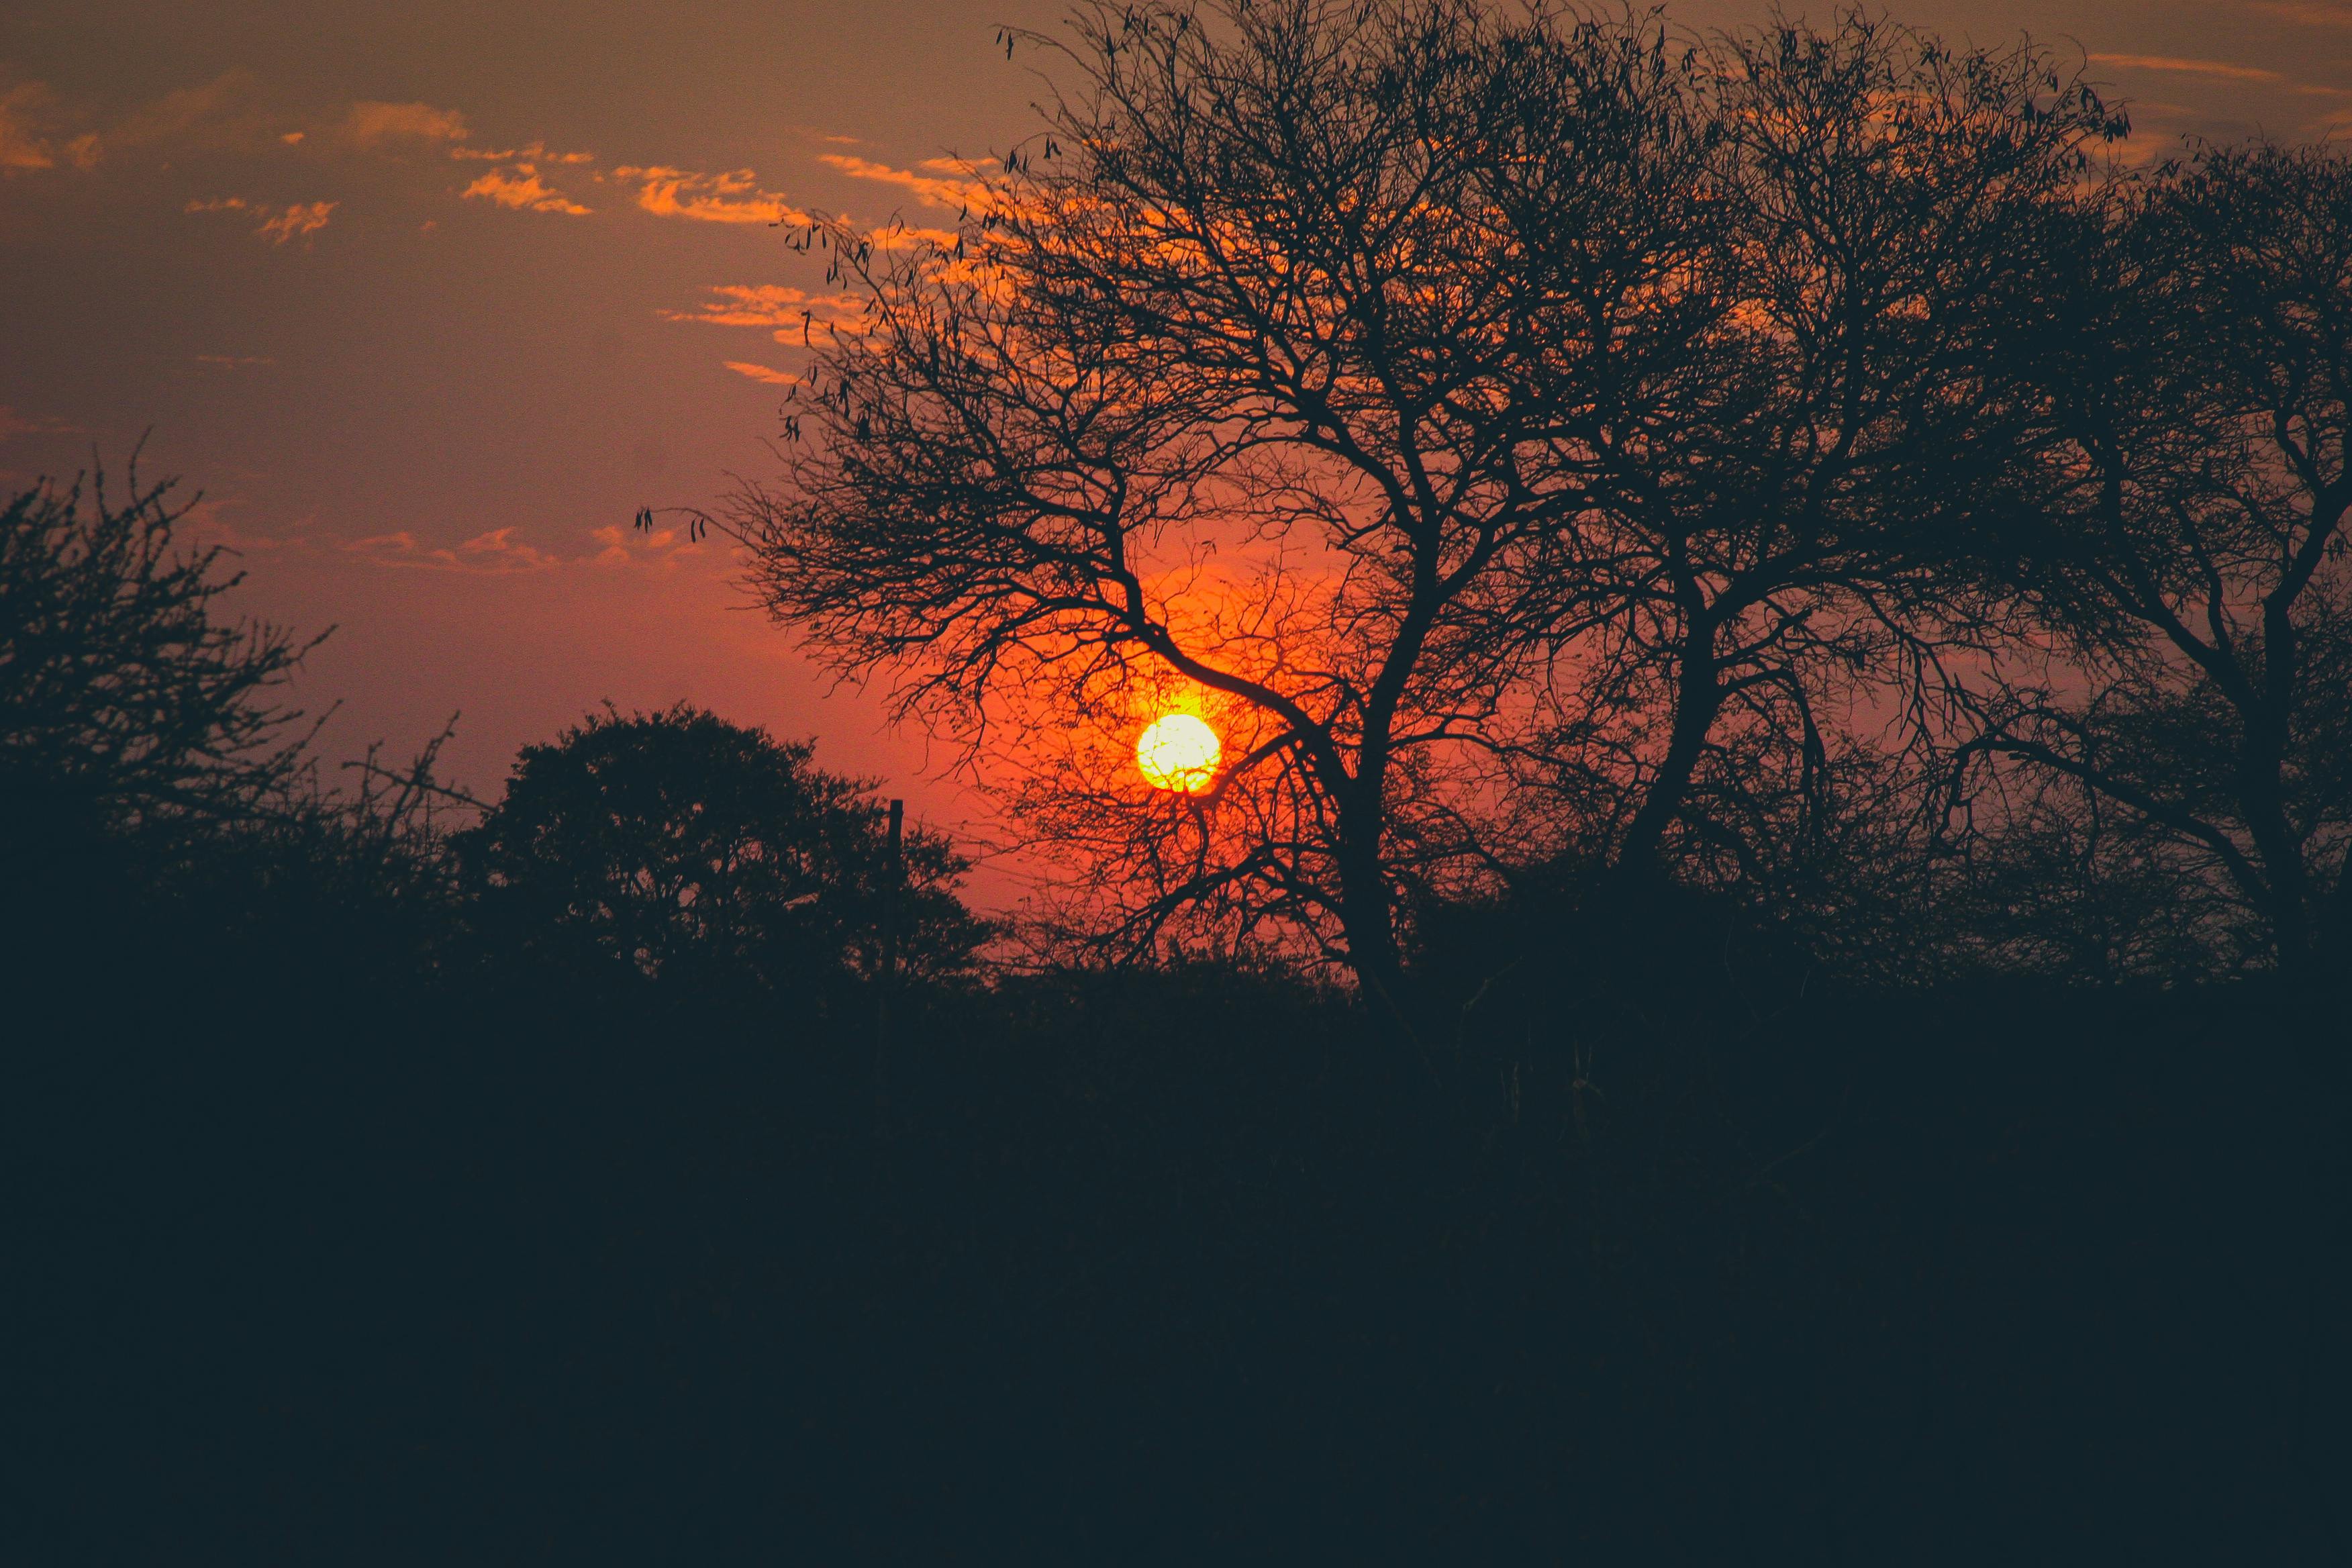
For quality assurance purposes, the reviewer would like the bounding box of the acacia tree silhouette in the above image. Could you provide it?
[0,464,320,850]
[1522,16,2124,893]
[452,704,987,994]
[736,1,1711,994]
[731,1,2124,989]
[1963,144,2352,977]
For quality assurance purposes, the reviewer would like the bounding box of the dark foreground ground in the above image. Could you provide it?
[7,891,2349,1563]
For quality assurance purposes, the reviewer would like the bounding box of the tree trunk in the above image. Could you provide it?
[1614,634,1724,879]
[1334,802,1405,1001]
[2235,712,2314,974]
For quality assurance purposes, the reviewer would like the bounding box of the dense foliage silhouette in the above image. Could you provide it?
[452,703,989,998]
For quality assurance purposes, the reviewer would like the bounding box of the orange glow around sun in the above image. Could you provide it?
[1136,712,1222,793]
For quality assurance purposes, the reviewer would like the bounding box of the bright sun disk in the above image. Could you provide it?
[1136,712,1221,793]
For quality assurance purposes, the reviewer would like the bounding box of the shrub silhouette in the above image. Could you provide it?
[451,703,987,998]
[0,465,316,875]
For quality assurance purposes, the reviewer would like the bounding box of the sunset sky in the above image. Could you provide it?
[5,0,2348,885]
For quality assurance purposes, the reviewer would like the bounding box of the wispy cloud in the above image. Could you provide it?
[2098,50,2333,92]
[724,360,799,385]
[587,522,704,569]
[2253,2,2352,30]
[2087,52,2298,87]
[187,195,336,244]
[346,526,560,574]
[462,162,592,215]
[7,77,481,179]
[612,164,808,225]
[0,82,99,173]
[0,83,58,171]
[451,140,591,164]
[658,283,867,350]
[660,283,859,328]
[180,495,302,553]
[866,222,963,252]
[258,199,335,243]
[468,166,591,213]
[818,152,988,211]
[195,354,276,368]
[340,100,470,149]
[0,405,81,440]
[103,70,287,158]
[1,71,319,176]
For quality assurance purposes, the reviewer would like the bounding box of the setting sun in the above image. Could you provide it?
[1136,713,1221,793]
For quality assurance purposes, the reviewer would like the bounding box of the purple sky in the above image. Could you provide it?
[4,0,2347,901]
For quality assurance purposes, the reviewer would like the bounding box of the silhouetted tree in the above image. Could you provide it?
[452,705,987,994]
[158,726,473,973]
[0,459,478,1006]
[1522,15,2124,899]
[730,2,2120,992]
[736,0,1711,993]
[1963,143,2352,975]
[0,464,320,853]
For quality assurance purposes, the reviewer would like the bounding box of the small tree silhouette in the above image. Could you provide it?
[452,704,987,995]
[0,462,320,857]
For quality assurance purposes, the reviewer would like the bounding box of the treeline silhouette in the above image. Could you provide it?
[6,467,2345,1559]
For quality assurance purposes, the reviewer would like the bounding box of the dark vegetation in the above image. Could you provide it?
[9,3,2352,1561]
[10,462,2348,1568]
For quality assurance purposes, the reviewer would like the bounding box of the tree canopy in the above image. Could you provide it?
[453,705,989,994]
[0,465,317,850]
[733,1,2196,985]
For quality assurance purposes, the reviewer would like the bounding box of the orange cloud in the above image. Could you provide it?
[658,284,869,348]
[340,100,470,148]
[179,496,302,554]
[194,354,277,368]
[724,361,799,385]
[451,140,592,164]
[462,163,592,215]
[587,522,704,570]
[103,70,284,157]
[818,152,987,211]
[611,164,807,225]
[3,74,295,175]
[1,84,60,172]
[0,81,99,173]
[346,527,561,574]
[865,223,962,252]
[659,283,861,328]
[0,405,81,439]
[257,200,335,243]
[2254,2,2352,29]
[9,78,479,173]
[2087,52,2293,86]
[189,196,336,244]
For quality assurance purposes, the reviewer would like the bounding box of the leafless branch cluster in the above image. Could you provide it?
[1,456,324,838]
